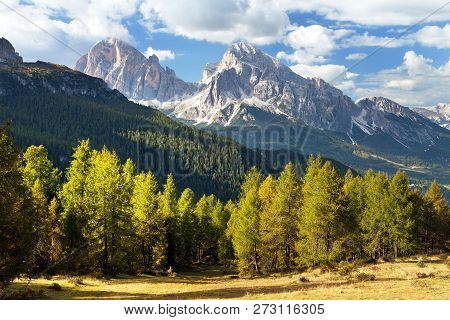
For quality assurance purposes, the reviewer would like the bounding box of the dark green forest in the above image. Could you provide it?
[1,126,448,284]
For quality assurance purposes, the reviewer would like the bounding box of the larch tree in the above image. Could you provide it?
[388,171,416,257]
[160,174,178,268]
[177,188,197,268]
[59,140,91,268]
[258,174,281,271]
[84,148,128,275]
[424,180,449,251]
[131,171,164,271]
[296,156,348,266]
[361,170,392,258]
[272,163,301,269]
[0,126,34,284]
[232,167,263,274]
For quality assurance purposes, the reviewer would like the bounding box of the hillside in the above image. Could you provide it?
[0,61,349,199]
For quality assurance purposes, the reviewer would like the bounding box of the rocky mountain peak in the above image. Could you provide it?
[75,38,197,101]
[0,37,23,64]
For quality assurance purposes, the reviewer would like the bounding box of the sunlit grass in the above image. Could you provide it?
[6,254,449,300]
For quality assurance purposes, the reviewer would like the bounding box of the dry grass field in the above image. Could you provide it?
[4,254,449,300]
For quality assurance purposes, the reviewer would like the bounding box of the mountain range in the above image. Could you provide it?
[75,39,450,187]
[1,37,355,200]
[413,104,450,130]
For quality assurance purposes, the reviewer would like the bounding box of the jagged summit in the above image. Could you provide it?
[0,37,23,64]
[75,38,196,101]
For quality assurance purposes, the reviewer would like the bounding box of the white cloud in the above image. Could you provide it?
[350,51,450,106]
[415,24,450,48]
[276,25,351,64]
[143,46,175,61]
[290,63,357,91]
[139,0,290,45]
[342,32,415,48]
[345,53,368,60]
[277,0,450,26]
[0,0,137,66]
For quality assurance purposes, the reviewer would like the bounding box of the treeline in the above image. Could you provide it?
[1,127,448,284]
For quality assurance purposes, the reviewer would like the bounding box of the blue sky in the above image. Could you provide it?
[1,0,449,106]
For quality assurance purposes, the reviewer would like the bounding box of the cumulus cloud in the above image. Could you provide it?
[415,24,450,48]
[277,0,450,26]
[139,0,290,45]
[276,25,351,64]
[0,0,137,66]
[290,63,357,91]
[143,46,175,61]
[350,51,450,106]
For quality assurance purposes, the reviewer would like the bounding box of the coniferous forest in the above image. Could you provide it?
[1,125,448,285]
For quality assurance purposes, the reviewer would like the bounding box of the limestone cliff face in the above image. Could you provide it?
[75,38,197,101]
[0,37,23,64]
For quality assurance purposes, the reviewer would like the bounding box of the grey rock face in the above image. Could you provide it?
[165,42,359,132]
[413,104,450,130]
[75,38,197,101]
[0,37,23,64]
[355,97,440,145]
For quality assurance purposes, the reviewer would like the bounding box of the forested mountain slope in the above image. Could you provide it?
[0,61,349,199]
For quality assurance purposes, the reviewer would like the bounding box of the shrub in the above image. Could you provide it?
[298,277,310,283]
[48,283,62,291]
[338,262,356,276]
[416,261,427,268]
[68,277,84,286]
[417,273,435,279]
[356,273,375,281]
[0,288,45,299]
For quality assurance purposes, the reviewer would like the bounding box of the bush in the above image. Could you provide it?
[48,283,62,291]
[416,261,427,268]
[417,273,435,279]
[68,277,84,286]
[167,266,177,278]
[338,262,356,276]
[356,273,375,281]
[320,264,337,274]
[1,288,45,300]
[298,277,310,283]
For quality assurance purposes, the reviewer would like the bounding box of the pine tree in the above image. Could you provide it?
[231,167,263,274]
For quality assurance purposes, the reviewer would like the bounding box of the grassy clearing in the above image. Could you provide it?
[4,254,449,300]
